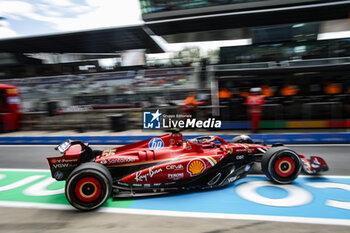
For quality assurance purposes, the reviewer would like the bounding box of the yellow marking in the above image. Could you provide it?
[6,89,18,94]
[279,161,292,174]
[79,182,97,198]
[288,121,327,128]
[208,156,217,165]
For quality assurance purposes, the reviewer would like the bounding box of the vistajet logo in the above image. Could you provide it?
[143,109,221,129]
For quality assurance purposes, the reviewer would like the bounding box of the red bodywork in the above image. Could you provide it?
[0,84,21,131]
[95,133,269,184]
[47,132,329,210]
[53,133,325,185]
[47,133,328,185]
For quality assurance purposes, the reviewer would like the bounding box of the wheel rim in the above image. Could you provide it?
[74,177,102,202]
[274,156,295,177]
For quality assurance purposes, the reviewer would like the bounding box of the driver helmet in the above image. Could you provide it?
[231,135,254,144]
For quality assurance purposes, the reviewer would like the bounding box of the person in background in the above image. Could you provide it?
[239,89,250,97]
[185,93,196,106]
[218,88,232,99]
[261,85,274,97]
[280,84,298,120]
[280,84,298,96]
[245,87,265,133]
[183,93,198,118]
[324,82,341,95]
[218,88,233,121]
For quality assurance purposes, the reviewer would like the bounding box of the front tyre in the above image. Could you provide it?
[65,162,112,211]
[262,147,301,184]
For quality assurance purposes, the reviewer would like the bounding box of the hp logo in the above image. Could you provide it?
[148,138,164,150]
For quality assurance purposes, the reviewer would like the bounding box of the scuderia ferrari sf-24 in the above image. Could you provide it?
[47,132,328,211]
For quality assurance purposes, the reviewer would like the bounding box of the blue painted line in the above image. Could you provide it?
[221,121,250,129]
[249,133,350,144]
[129,176,350,220]
[0,133,349,144]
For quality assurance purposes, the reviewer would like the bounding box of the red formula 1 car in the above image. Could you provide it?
[47,132,328,211]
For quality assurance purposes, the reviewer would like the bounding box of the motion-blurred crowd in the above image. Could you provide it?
[1,61,349,132]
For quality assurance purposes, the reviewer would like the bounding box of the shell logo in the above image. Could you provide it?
[187,159,206,176]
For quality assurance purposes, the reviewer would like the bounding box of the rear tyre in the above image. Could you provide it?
[65,162,112,211]
[262,147,301,184]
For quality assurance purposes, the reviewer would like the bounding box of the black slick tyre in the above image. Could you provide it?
[65,162,112,211]
[262,147,301,184]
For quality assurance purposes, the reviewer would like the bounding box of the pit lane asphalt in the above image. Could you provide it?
[0,144,349,233]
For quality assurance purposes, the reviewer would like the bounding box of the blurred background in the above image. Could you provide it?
[0,0,350,133]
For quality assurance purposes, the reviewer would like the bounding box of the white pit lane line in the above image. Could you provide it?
[0,201,350,226]
[0,168,350,226]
